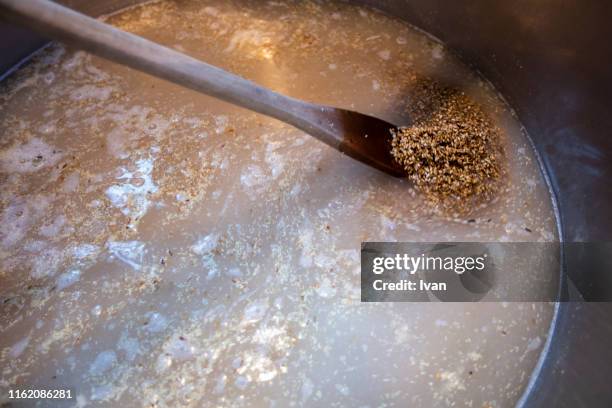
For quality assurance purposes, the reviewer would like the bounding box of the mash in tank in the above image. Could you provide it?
[0,1,558,407]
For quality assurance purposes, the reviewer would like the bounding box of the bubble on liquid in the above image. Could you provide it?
[243,299,269,324]
[73,244,100,260]
[91,305,102,316]
[240,165,268,188]
[191,233,219,255]
[56,269,81,291]
[9,336,30,359]
[162,335,196,361]
[105,157,158,222]
[144,312,169,333]
[106,240,145,271]
[89,350,117,376]
[0,138,63,173]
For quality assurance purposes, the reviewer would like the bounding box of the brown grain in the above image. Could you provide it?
[390,81,503,212]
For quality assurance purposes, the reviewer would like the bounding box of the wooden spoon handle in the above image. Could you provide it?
[0,0,340,147]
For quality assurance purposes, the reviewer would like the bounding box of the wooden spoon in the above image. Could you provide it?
[0,0,406,177]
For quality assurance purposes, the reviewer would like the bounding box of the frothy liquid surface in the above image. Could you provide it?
[0,1,557,406]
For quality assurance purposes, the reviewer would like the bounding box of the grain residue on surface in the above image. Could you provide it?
[391,82,504,212]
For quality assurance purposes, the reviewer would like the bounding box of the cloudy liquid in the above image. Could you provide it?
[0,1,558,407]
